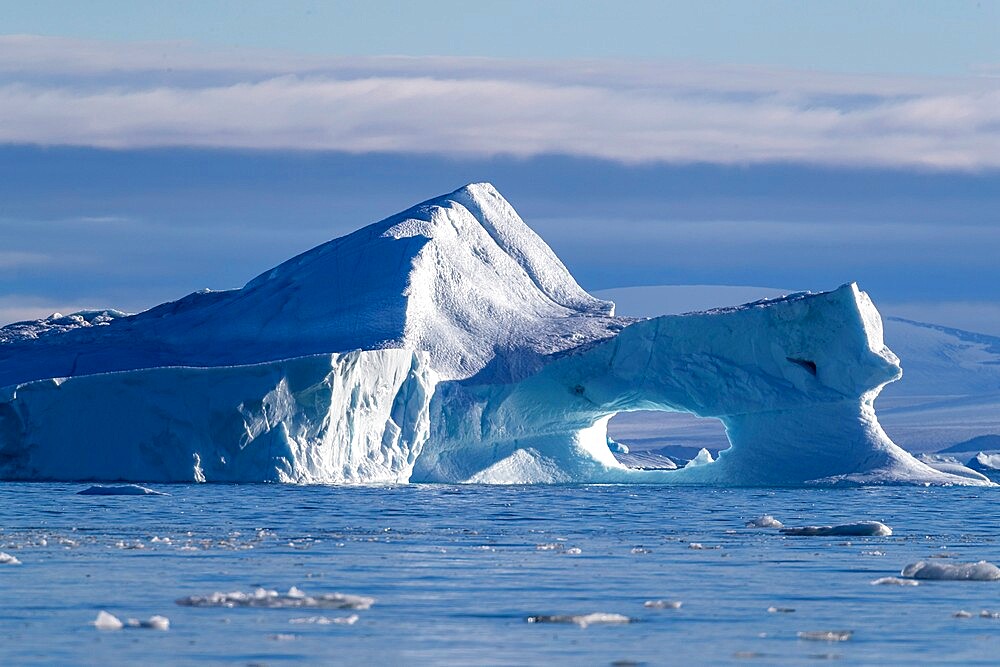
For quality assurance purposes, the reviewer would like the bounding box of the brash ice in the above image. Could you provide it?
[0,184,982,485]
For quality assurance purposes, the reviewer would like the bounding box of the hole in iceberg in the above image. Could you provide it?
[607,410,729,470]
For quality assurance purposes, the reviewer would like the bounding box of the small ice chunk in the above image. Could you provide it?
[980,610,1000,619]
[289,614,359,625]
[630,547,651,554]
[93,611,124,630]
[644,600,682,609]
[688,543,704,550]
[767,606,795,613]
[0,552,21,565]
[746,515,783,529]
[901,560,1000,581]
[954,610,973,618]
[871,577,919,586]
[780,521,892,537]
[526,613,633,628]
[78,485,167,496]
[797,631,852,642]
[536,543,561,551]
[125,615,170,630]
[175,587,375,609]
[565,547,582,555]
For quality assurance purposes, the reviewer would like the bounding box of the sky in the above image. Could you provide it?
[2,2,999,334]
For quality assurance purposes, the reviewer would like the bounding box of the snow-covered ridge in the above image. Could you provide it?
[0,184,983,485]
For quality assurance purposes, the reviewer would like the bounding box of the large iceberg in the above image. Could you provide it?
[0,183,982,485]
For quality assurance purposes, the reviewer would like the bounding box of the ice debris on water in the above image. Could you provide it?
[797,631,853,642]
[901,560,1000,581]
[871,577,919,586]
[175,587,375,609]
[526,613,633,628]
[289,615,359,625]
[767,606,795,613]
[77,484,167,496]
[746,515,783,529]
[644,600,682,609]
[780,521,892,537]
[92,611,169,631]
[954,610,973,618]
[0,551,21,565]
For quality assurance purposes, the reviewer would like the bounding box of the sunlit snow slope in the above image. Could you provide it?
[0,185,982,485]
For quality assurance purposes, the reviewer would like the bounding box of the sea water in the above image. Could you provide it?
[2,484,1000,665]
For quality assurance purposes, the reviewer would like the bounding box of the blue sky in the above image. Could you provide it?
[1,3,999,333]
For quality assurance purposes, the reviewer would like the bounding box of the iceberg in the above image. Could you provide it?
[0,183,984,486]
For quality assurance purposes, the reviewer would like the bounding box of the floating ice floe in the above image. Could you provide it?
[780,521,892,537]
[797,631,853,642]
[644,600,682,609]
[746,515,783,529]
[289,615,359,625]
[77,485,167,496]
[175,587,375,609]
[0,551,21,565]
[767,606,795,613]
[526,613,633,628]
[954,610,973,618]
[871,577,919,586]
[92,611,169,630]
[901,560,1000,581]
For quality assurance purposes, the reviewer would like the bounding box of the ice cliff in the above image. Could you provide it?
[0,183,982,485]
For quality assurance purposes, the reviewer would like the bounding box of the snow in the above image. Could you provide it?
[175,588,375,609]
[1,183,984,486]
[78,485,167,496]
[901,560,1000,581]
[780,521,892,537]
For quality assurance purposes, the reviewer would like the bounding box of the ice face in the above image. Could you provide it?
[901,560,1000,581]
[0,183,983,486]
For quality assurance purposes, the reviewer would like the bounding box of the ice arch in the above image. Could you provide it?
[414,284,958,485]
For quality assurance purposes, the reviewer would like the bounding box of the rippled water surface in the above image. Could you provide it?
[3,484,1000,665]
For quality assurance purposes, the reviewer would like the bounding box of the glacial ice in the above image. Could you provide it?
[780,521,892,537]
[175,587,375,609]
[0,551,21,565]
[901,560,1000,581]
[746,515,784,529]
[0,183,983,486]
[526,613,633,627]
[92,611,170,631]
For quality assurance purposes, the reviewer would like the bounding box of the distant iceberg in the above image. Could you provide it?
[0,183,985,486]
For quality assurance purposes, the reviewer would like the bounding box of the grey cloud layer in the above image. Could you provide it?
[1,35,998,168]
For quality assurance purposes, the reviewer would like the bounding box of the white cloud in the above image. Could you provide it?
[1,35,999,168]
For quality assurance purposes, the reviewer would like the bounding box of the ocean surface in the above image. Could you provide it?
[2,484,1000,665]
